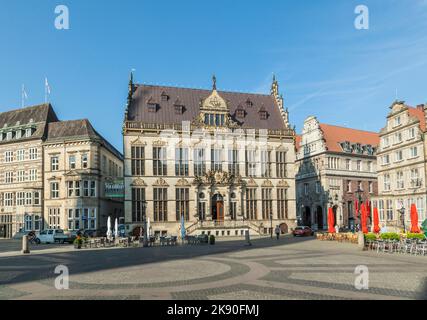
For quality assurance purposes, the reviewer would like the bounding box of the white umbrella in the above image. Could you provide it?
[106,216,112,241]
[147,218,151,237]
[114,218,119,238]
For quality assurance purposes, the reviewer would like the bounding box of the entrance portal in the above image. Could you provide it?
[212,194,224,222]
[316,206,323,229]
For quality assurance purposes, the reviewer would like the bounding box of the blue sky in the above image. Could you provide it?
[1,0,427,150]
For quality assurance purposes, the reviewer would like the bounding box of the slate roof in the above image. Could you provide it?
[0,103,59,141]
[46,120,123,159]
[127,84,287,130]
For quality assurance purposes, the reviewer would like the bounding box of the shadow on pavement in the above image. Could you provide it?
[0,235,316,287]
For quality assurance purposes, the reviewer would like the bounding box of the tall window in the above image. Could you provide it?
[356,160,362,171]
[194,149,206,176]
[34,191,40,205]
[245,150,256,177]
[4,151,13,163]
[51,182,59,199]
[4,193,13,207]
[378,200,385,220]
[386,200,393,220]
[276,151,286,178]
[17,149,25,161]
[90,181,96,197]
[277,188,287,219]
[198,200,206,221]
[83,181,89,197]
[211,148,222,171]
[131,146,145,176]
[383,174,391,191]
[246,188,257,220]
[346,159,351,170]
[69,155,76,169]
[131,188,146,222]
[51,156,59,171]
[260,150,271,178]
[82,153,89,169]
[48,208,61,229]
[154,188,168,222]
[28,169,37,181]
[396,171,404,189]
[4,172,13,183]
[261,188,273,220]
[176,188,190,221]
[153,147,167,176]
[29,148,38,160]
[228,149,239,176]
[175,148,189,176]
[17,170,26,182]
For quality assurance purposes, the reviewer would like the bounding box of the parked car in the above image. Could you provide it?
[35,229,70,244]
[292,226,314,237]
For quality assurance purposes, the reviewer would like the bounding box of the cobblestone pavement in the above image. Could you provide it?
[0,236,426,300]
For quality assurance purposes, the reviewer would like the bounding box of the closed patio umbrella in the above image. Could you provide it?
[361,204,369,234]
[373,207,380,234]
[114,218,118,238]
[328,207,335,233]
[106,216,112,241]
[410,204,421,233]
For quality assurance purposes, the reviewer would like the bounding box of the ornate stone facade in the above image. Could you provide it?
[296,116,379,230]
[373,102,427,232]
[123,75,297,236]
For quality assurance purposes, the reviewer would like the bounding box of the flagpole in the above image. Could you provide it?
[21,84,25,108]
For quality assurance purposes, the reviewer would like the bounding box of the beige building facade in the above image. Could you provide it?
[43,120,124,234]
[0,104,123,238]
[374,101,427,232]
[123,76,297,237]
[296,116,379,231]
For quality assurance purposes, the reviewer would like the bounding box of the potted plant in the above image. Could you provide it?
[209,235,215,245]
[74,235,83,249]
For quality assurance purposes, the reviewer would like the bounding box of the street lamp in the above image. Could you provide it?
[142,200,148,247]
[354,187,364,231]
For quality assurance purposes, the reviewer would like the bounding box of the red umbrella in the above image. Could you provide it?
[373,207,380,234]
[410,204,421,233]
[328,207,335,233]
[361,204,369,234]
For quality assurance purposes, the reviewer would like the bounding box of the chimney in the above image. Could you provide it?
[417,104,424,111]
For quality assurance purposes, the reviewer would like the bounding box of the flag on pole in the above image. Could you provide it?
[21,84,28,107]
[45,77,51,103]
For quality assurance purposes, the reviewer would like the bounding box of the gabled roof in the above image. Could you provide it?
[47,119,123,159]
[295,135,302,151]
[319,124,379,153]
[126,84,287,130]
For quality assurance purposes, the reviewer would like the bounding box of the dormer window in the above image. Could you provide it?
[174,98,185,114]
[147,97,158,113]
[161,92,169,102]
[25,128,32,138]
[258,106,268,120]
[236,106,245,119]
[175,105,184,115]
[246,98,253,107]
[6,132,13,140]
[16,130,22,139]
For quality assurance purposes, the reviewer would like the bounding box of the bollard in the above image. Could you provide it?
[22,235,30,254]
[357,232,365,251]
[245,230,252,246]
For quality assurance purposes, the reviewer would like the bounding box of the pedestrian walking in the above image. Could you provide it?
[275,225,281,240]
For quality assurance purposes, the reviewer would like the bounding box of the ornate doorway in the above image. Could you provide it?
[212,194,224,222]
